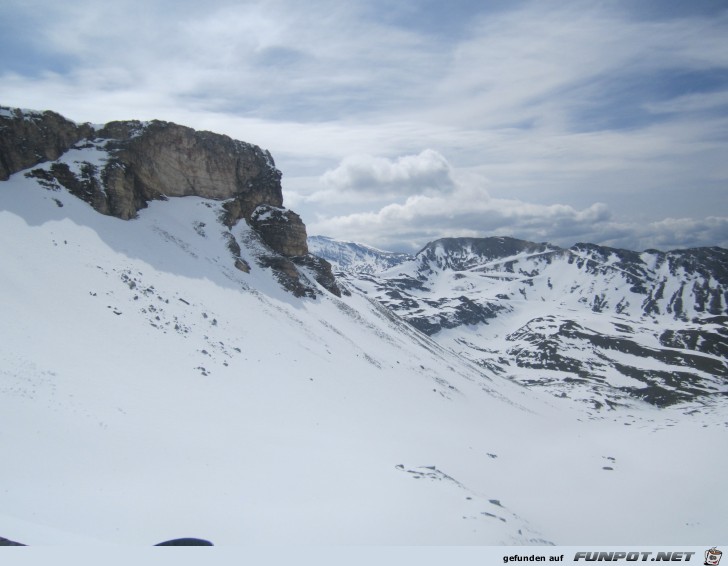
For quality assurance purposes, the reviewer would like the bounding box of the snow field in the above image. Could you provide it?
[1,162,727,545]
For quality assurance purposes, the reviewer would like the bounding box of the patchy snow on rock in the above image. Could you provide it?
[318,236,727,413]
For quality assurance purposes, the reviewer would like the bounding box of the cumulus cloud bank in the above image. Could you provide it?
[322,150,453,195]
[305,150,727,253]
[306,150,607,251]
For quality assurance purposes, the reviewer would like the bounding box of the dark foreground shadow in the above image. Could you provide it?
[154,538,214,546]
[0,536,213,546]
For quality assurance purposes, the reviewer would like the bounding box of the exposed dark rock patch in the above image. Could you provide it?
[250,205,308,257]
[293,254,342,297]
[257,255,317,298]
[659,320,728,358]
[0,107,94,181]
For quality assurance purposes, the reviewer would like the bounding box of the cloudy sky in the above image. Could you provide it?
[1,0,727,252]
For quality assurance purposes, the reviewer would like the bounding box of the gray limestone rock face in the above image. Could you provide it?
[96,120,283,222]
[0,110,283,223]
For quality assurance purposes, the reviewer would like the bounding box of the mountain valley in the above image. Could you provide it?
[1,106,726,546]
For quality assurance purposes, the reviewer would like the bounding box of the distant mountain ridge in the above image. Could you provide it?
[311,235,728,409]
[308,235,412,273]
[416,236,559,271]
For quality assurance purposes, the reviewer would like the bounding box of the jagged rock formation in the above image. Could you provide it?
[0,105,339,297]
[251,205,308,257]
[93,119,283,223]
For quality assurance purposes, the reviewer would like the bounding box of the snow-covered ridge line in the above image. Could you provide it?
[313,235,727,411]
[0,106,49,120]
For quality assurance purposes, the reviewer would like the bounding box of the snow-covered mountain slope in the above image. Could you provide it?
[309,235,412,274]
[314,236,728,412]
[1,131,727,546]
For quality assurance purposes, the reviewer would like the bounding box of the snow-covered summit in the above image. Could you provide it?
[308,235,412,274]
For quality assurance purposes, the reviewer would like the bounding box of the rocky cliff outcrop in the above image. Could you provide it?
[0,107,93,181]
[93,119,284,223]
[250,205,309,257]
[14,117,284,224]
[0,105,339,297]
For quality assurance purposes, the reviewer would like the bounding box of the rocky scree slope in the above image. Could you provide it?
[0,105,339,298]
[310,235,728,411]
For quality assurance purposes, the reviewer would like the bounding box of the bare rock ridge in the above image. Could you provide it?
[0,105,340,297]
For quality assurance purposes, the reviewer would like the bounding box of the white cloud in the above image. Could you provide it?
[308,155,615,251]
[423,4,728,131]
[311,190,728,253]
[1,0,727,252]
[306,149,728,253]
[618,217,728,251]
[321,149,453,195]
